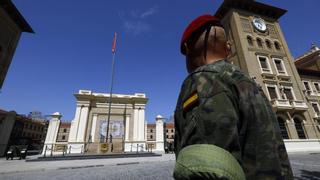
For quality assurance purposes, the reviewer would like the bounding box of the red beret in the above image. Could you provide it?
[181,14,222,55]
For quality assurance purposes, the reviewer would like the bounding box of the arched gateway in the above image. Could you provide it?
[43,90,148,155]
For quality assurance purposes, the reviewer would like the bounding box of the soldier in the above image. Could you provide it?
[173,15,293,180]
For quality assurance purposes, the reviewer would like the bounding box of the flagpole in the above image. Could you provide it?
[106,33,117,143]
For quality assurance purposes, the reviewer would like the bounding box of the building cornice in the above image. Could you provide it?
[215,0,287,20]
[0,0,34,33]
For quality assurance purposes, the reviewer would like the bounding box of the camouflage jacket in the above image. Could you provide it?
[174,60,293,179]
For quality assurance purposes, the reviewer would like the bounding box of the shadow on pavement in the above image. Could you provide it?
[295,169,320,180]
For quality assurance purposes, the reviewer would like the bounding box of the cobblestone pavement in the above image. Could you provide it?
[0,153,319,180]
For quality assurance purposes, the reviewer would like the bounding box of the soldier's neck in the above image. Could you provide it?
[203,53,227,65]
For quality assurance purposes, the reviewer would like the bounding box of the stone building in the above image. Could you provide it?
[0,0,33,89]
[0,109,47,156]
[146,116,174,152]
[43,90,148,154]
[146,124,156,150]
[295,44,320,128]
[164,123,174,145]
[215,0,320,151]
[56,122,71,142]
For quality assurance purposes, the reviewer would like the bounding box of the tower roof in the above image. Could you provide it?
[215,0,287,20]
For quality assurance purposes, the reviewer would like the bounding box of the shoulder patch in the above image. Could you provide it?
[183,91,199,111]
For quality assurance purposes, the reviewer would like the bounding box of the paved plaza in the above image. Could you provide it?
[0,153,319,179]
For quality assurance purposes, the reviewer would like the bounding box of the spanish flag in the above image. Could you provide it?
[112,32,117,54]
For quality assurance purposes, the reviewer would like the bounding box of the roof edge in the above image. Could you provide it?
[215,0,287,20]
[0,0,34,33]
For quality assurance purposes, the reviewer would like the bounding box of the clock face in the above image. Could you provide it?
[253,18,267,32]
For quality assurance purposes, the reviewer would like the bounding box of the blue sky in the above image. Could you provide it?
[1,0,320,122]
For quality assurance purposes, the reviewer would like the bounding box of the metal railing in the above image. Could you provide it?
[43,144,84,157]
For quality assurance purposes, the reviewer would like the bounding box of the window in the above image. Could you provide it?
[282,86,295,101]
[303,81,310,91]
[303,81,314,95]
[150,135,153,139]
[266,40,272,49]
[62,135,66,140]
[166,135,169,138]
[273,58,287,75]
[294,118,306,139]
[171,129,174,133]
[247,36,253,46]
[63,128,67,133]
[313,82,320,93]
[257,38,263,48]
[278,117,289,139]
[274,41,281,50]
[267,86,278,100]
[150,129,153,133]
[257,56,272,73]
[311,103,320,114]
[166,129,168,133]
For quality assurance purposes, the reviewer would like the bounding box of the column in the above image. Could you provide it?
[133,109,139,141]
[76,106,89,142]
[155,115,164,152]
[42,112,61,155]
[138,107,145,141]
[125,116,130,141]
[91,114,98,142]
[68,105,82,142]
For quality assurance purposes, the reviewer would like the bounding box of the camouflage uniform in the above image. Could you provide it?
[174,59,293,180]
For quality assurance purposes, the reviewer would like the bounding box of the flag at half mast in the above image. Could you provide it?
[112,32,117,54]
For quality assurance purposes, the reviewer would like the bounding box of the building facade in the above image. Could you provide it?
[146,116,174,152]
[164,123,174,145]
[295,44,320,130]
[0,109,47,156]
[43,90,148,154]
[215,0,320,151]
[0,0,33,89]
[146,124,156,150]
[56,122,71,142]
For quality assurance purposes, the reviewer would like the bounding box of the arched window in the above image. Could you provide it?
[266,40,272,49]
[247,36,253,46]
[274,41,281,50]
[294,118,306,139]
[277,117,289,139]
[257,38,263,48]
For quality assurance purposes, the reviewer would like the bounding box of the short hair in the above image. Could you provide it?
[187,26,227,58]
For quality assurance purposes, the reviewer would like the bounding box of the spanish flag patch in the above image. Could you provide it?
[183,91,199,111]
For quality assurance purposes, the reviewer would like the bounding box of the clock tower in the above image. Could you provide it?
[214,0,320,148]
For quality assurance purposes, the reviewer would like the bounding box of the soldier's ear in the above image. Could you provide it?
[226,41,231,51]
[225,41,231,56]
[184,43,189,55]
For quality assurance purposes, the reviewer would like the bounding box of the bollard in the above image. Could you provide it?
[44,145,47,157]
[50,145,53,157]
[136,144,139,154]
